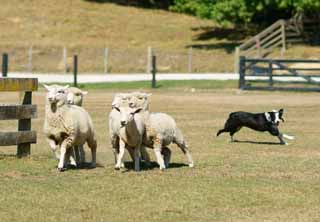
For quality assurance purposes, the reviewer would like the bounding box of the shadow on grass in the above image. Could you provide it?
[122,161,188,172]
[83,0,170,9]
[233,139,282,145]
[0,154,17,160]
[66,162,105,170]
[186,42,239,53]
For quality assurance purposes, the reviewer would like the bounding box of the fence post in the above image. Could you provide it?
[281,20,286,57]
[239,56,246,89]
[234,47,240,73]
[268,60,273,88]
[63,47,67,73]
[28,46,33,73]
[151,55,156,88]
[2,53,8,77]
[17,91,32,157]
[104,48,108,74]
[147,46,152,73]
[188,47,192,73]
[73,55,78,87]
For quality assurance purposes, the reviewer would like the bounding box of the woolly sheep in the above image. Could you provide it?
[129,92,193,170]
[113,105,145,171]
[43,84,97,171]
[109,93,150,169]
[66,87,88,106]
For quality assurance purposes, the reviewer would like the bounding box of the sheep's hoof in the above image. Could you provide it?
[114,166,121,170]
[189,163,194,168]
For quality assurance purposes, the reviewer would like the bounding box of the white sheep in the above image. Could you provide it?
[109,93,150,169]
[113,105,145,171]
[66,87,88,106]
[129,92,193,170]
[43,84,97,171]
[65,86,88,165]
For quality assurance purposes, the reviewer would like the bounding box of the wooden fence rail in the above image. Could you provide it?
[0,78,38,157]
[239,56,320,92]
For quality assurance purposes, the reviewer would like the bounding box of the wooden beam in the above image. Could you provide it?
[0,131,37,146]
[0,78,38,92]
[0,105,37,120]
[18,91,32,157]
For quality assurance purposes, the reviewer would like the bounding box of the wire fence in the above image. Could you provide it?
[0,46,234,74]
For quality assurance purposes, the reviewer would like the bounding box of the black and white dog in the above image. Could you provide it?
[216,109,294,145]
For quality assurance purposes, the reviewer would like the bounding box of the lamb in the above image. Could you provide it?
[43,84,97,171]
[66,86,88,106]
[64,86,88,165]
[129,92,193,170]
[113,105,145,171]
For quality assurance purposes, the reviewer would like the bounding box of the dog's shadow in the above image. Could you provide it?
[232,139,283,145]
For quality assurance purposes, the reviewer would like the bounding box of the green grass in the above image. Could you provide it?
[44,80,238,90]
[1,89,320,221]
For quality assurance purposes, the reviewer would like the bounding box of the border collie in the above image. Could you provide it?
[216,109,294,145]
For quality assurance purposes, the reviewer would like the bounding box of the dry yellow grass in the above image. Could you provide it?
[0,87,320,221]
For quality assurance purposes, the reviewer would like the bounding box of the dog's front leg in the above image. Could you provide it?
[277,133,288,145]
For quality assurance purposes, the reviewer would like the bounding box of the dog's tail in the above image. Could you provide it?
[282,133,295,140]
[216,129,226,137]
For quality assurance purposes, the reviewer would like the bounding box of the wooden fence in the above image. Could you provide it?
[239,56,320,91]
[0,78,38,157]
[234,20,286,73]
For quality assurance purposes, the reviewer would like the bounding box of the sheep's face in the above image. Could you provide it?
[114,106,142,127]
[111,93,131,109]
[44,84,69,106]
[67,89,88,105]
[129,92,151,111]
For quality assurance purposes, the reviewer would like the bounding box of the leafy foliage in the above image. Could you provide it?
[170,0,320,26]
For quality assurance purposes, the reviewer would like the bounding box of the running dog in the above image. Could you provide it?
[216,109,294,145]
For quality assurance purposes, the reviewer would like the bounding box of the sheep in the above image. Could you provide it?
[43,84,97,171]
[129,92,193,170]
[113,105,145,171]
[109,93,150,169]
[64,86,88,165]
[66,87,88,106]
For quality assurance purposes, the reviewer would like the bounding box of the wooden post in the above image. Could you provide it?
[2,53,8,77]
[147,46,152,73]
[188,47,192,73]
[73,55,78,87]
[234,47,240,73]
[28,46,33,73]
[104,48,108,74]
[239,56,246,89]
[268,60,273,88]
[17,91,32,157]
[63,47,67,73]
[281,20,286,57]
[151,55,156,88]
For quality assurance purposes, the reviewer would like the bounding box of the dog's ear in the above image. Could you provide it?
[279,108,284,122]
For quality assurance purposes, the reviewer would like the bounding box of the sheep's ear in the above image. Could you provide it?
[81,91,88,95]
[63,84,69,89]
[43,84,51,91]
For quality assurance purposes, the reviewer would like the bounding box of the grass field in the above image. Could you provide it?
[1,83,320,221]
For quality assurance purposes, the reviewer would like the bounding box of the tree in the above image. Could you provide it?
[170,0,320,26]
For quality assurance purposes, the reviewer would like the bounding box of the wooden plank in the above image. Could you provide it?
[18,92,32,157]
[245,58,320,63]
[0,131,37,146]
[0,78,38,92]
[0,104,37,120]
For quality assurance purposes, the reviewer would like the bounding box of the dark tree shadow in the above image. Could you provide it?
[232,139,283,145]
[186,42,240,53]
[83,0,170,9]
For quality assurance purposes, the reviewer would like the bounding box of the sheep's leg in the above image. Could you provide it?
[58,139,70,171]
[162,147,171,169]
[87,138,97,168]
[153,138,166,170]
[47,138,60,160]
[115,139,125,170]
[111,136,124,168]
[133,147,141,172]
[174,128,194,168]
[140,145,151,167]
